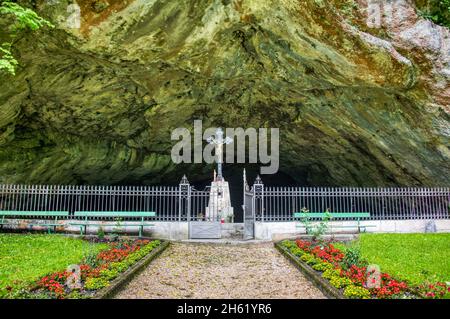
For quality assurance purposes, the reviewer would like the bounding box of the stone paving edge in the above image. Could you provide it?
[274,242,344,299]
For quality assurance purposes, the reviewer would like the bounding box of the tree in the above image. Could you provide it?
[418,0,450,29]
[0,1,54,76]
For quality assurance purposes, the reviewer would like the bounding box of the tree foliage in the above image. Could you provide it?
[0,43,18,75]
[0,1,54,31]
[418,0,450,28]
[0,1,54,76]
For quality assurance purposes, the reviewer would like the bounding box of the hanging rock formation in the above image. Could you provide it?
[0,0,449,186]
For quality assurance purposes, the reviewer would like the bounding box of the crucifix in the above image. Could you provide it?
[207,128,233,181]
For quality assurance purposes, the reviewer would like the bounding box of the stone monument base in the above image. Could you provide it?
[205,179,234,223]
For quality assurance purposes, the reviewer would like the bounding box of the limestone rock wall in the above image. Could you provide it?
[0,0,448,186]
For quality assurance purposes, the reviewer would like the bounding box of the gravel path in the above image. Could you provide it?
[115,242,325,299]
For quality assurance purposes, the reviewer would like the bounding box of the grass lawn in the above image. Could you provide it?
[337,233,450,285]
[0,233,107,287]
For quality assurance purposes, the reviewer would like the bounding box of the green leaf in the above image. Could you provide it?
[0,1,54,31]
[0,2,54,76]
[0,44,18,76]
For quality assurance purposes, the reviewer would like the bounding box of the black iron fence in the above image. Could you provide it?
[0,176,221,222]
[1,175,449,223]
[247,177,450,221]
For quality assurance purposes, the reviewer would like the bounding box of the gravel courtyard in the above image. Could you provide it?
[115,242,325,299]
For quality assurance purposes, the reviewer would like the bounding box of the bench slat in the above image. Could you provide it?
[296,225,376,228]
[29,223,63,226]
[293,212,370,218]
[69,223,155,226]
[0,211,69,217]
[74,211,156,218]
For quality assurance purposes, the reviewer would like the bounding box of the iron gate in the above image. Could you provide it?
[182,176,222,239]
[242,170,261,240]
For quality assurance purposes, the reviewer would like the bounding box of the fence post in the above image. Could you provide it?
[179,175,191,222]
[254,175,264,222]
[243,169,248,196]
[242,169,247,218]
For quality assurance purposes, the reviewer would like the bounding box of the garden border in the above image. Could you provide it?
[93,240,170,299]
[274,242,345,299]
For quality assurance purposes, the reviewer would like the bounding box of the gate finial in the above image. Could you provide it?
[180,175,189,185]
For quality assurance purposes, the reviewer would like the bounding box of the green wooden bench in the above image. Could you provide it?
[70,211,156,237]
[293,212,375,233]
[0,211,70,234]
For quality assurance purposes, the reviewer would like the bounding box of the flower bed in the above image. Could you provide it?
[0,233,108,289]
[341,233,450,285]
[2,239,162,299]
[280,239,450,299]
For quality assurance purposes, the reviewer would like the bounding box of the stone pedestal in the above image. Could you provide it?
[205,179,234,222]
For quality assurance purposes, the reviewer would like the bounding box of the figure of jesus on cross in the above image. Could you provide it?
[207,128,233,181]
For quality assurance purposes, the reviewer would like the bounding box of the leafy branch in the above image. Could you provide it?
[0,1,54,76]
[0,1,54,31]
[0,43,18,75]
[299,207,333,242]
[417,0,450,29]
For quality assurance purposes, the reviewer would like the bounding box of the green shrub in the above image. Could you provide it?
[99,269,119,281]
[67,290,89,299]
[329,275,353,289]
[109,233,119,242]
[312,261,334,272]
[84,277,109,290]
[300,253,319,265]
[83,250,99,268]
[298,208,332,242]
[152,240,161,246]
[110,262,128,273]
[97,227,105,240]
[343,285,371,299]
[322,268,341,280]
[126,254,139,264]
[281,240,295,249]
[290,247,305,257]
[341,246,367,270]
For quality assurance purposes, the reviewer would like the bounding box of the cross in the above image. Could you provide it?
[207,128,233,181]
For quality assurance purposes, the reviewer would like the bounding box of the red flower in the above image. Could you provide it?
[295,239,312,252]
[416,281,449,299]
[33,240,155,299]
